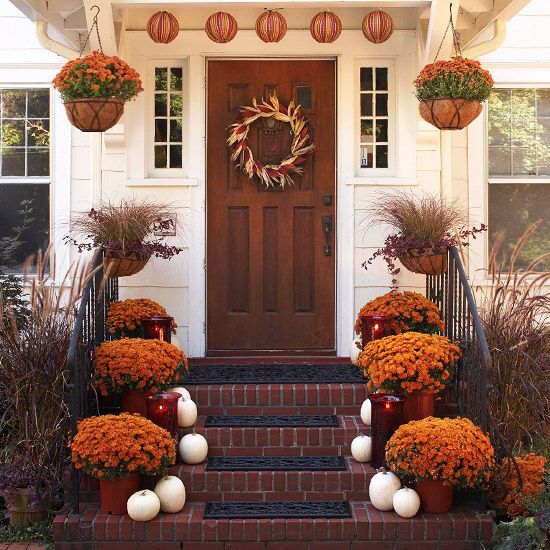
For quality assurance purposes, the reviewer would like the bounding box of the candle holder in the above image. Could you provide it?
[142,316,173,343]
[359,315,395,348]
[369,393,406,469]
[146,391,181,439]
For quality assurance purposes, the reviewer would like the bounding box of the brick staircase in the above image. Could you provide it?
[54,371,495,549]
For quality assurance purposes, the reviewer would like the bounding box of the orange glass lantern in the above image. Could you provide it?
[359,315,395,347]
[141,316,173,343]
[369,393,405,468]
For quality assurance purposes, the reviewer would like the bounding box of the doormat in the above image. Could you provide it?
[179,364,364,384]
[206,456,346,471]
[204,500,352,519]
[205,414,338,427]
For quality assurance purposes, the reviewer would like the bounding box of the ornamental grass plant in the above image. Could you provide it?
[385,416,495,489]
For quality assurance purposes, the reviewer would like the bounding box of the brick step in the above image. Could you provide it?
[180,415,368,455]
[169,458,375,502]
[185,383,367,416]
[54,501,494,549]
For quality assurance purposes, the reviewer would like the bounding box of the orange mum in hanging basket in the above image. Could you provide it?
[385,417,495,488]
[107,298,177,339]
[491,453,547,518]
[69,413,176,480]
[93,338,188,396]
[357,332,461,393]
[355,291,444,336]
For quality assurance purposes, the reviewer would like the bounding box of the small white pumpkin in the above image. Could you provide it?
[351,435,372,463]
[369,469,402,511]
[179,433,208,464]
[360,399,371,426]
[171,386,191,400]
[154,475,186,513]
[350,339,361,366]
[177,398,198,428]
[393,487,420,518]
[127,489,160,521]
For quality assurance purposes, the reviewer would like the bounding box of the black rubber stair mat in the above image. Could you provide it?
[205,414,338,427]
[204,500,352,519]
[206,456,346,471]
[180,364,364,384]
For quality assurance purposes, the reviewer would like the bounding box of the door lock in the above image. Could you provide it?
[322,215,332,234]
[323,244,332,256]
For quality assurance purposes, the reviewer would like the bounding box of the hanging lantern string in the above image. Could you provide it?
[79,5,104,56]
[433,3,462,62]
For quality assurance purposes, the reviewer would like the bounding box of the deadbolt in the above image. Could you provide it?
[322,215,332,234]
[323,194,333,206]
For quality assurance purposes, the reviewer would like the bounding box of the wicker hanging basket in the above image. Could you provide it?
[64,98,125,132]
[398,246,448,276]
[103,249,150,278]
[419,98,482,130]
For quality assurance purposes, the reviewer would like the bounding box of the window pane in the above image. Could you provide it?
[488,147,511,176]
[376,120,388,142]
[296,86,312,110]
[27,148,49,176]
[361,94,373,117]
[170,68,182,91]
[155,119,167,142]
[169,94,182,117]
[375,68,388,91]
[361,120,373,143]
[376,145,388,168]
[488,90,511,147]
[27,119,49,147]
[360,68,373,91]
[170,145,182,168]
[360,145,373,168]
[511,147,537,176]
[170,119,182,142]
[537,89,550,117]
[155,68,167,91]
[27,90,49,118]
[1,148,25,176]
[0,184,49,267]
[489,183,550,271]
[155,145,167,168]
[2,120,25,146]
[375,94,388,116]
[155,94,167,117]
[2,90,26,117]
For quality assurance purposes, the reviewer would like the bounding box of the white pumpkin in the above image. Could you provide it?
[369,469,402,511]
[179,433,208,464]
[350,339,361,366]
[171,386,191,400]
[393,487,420,518]
[177,398,198,428]
[127,490,160,521]
[154,475,186,514]
[360,399,371,426]
[351,435,372,463]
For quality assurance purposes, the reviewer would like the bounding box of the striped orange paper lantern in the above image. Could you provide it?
[205,12,238,43]
[147,11,180,44]
[256,10,287,43]
[310,11,342,44]
[362,10,394,44]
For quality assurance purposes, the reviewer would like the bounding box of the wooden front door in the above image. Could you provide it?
[207,60,336,354]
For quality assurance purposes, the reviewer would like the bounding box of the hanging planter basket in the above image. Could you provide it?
[398,246,448,276]
[419,98,482,131]
[64,98,125,132]
[103,249,151,278]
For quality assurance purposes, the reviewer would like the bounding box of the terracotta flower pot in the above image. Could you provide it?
[419,98,482,130]
[122,389,156,417]
[64,98,125,132]
[103,249,150,278]
[398,246,448,276]
[99,473,140,514]
[2,487,50,526]
[415,479,453,513]
[402,390,435,422]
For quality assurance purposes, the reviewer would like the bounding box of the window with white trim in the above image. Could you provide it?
[0,88,50,268]
[488,88,550,271]
[358,62,394,174]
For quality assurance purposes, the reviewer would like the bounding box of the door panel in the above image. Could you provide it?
[207,60,336,353]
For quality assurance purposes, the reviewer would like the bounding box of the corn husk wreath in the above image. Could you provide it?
[227,94,315,188]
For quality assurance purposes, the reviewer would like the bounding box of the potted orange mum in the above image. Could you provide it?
[357,332,461,421]
[69,414,176,514]
[94,338,188,416]
[385,417,495,513]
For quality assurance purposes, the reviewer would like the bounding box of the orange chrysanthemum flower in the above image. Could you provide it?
[386,416,495,489]
[355,291,444,336]
[69,413,176,479]
[93,338,188,396]
[357,331,461,393]
[107,298,176,339]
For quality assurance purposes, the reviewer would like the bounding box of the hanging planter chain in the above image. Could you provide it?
[434,3,462,62]
[79,5,104,56]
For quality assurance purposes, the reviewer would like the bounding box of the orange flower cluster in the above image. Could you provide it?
[107,299,176,339]
[492,453,547,518]
[93,338,188,396]
[385,416,495,489]
[69,413,176,480]
[53,51,143,102]
[357,332,461,393]
[355,291,444,335]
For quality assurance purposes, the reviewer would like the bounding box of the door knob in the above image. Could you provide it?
[322,215,332,234]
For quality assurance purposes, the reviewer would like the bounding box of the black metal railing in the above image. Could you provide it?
[67,251,118,513]
[426,246,491,431]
